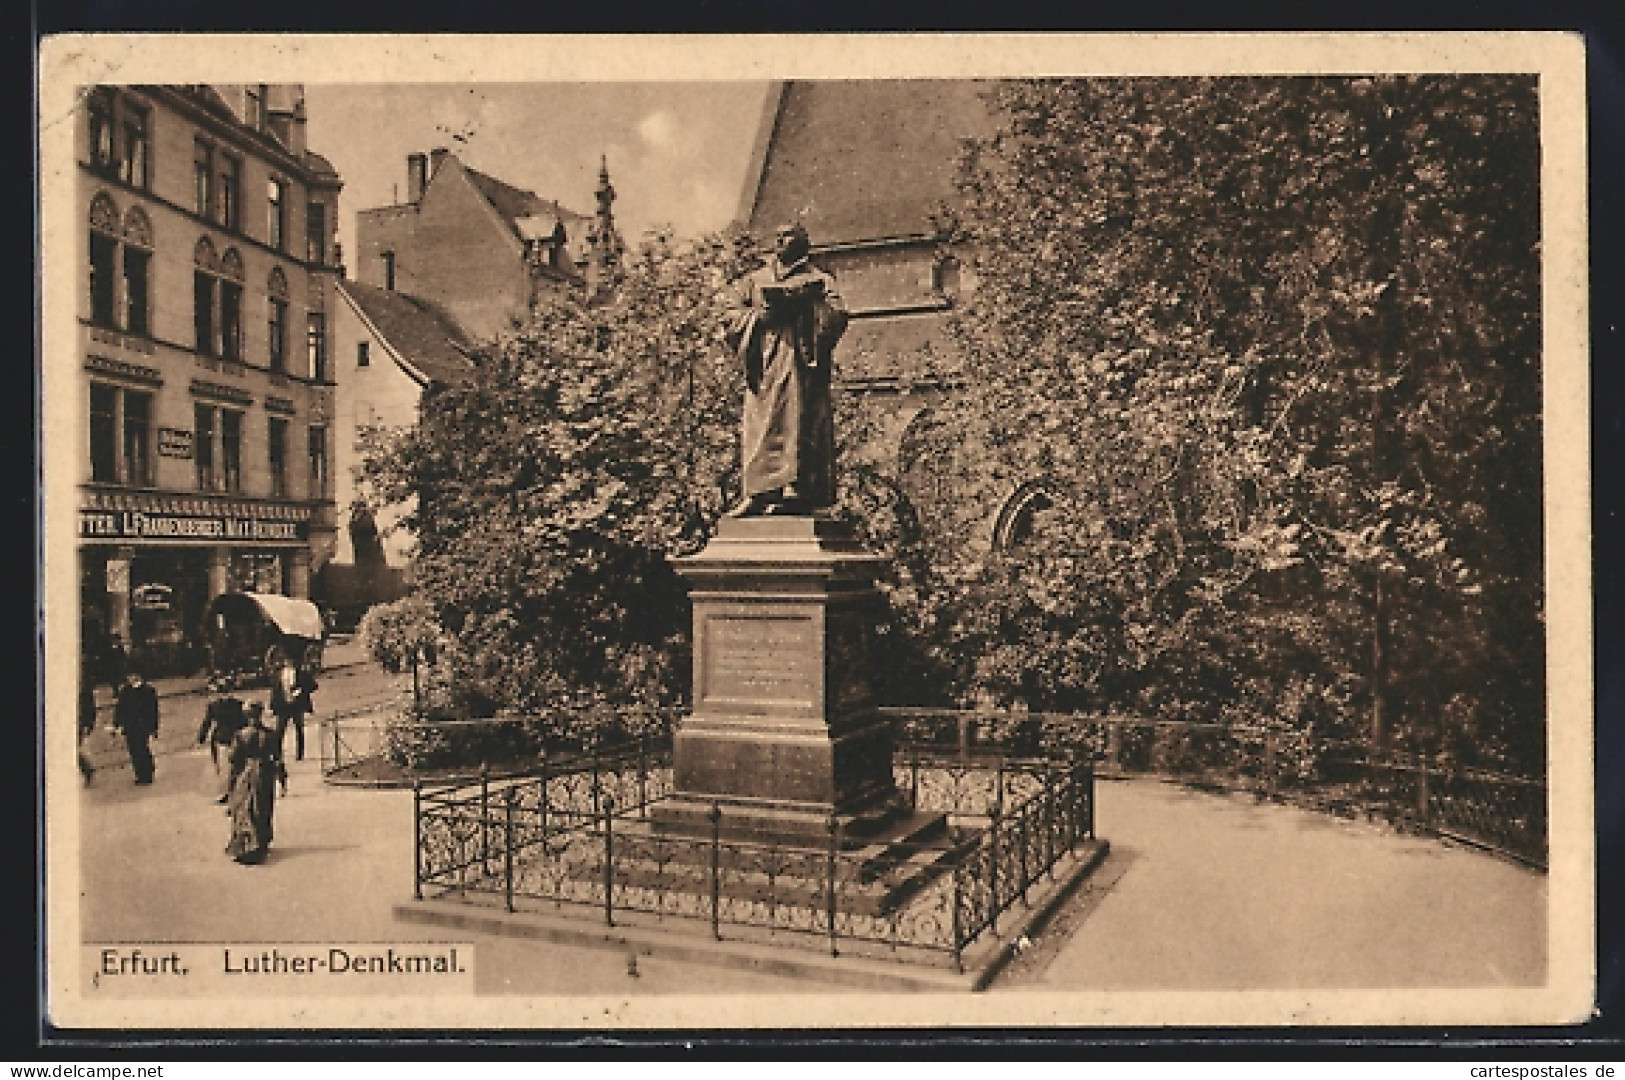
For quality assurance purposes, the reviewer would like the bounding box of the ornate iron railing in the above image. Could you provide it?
[413,746,1097,972]
[387,704,1542,867]
[883,708,1547,868]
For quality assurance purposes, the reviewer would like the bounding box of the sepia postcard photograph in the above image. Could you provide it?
[37,32,1594,1033]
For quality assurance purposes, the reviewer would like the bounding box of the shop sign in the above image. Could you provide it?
[105,559,129,593]
[80,510,307,543]
[131,583,172,611]
[157,428,193,459]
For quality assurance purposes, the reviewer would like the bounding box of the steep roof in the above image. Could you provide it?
[339,280,473,388]
[742,80,1000,245]
[462,164,591,242]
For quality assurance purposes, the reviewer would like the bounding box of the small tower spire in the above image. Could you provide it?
[586,154,623,301]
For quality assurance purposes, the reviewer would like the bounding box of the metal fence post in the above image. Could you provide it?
[1043,765,1056,879]
[987,803,1001,933]
[1066,752,1081,850]
[994,757,1005,814]
[637,735,649,820]
[826,813,840,958]
[1017,805,1031,906]
[1084,761,1096,840]
[603,793,616,927]
[503,786,516,914]
[709,802,722,941]
[1264,730,1278,795]
[950,862,965,975]
[412,780,423,901]
[910,749,920,812]
[1418,751,1431,826]
[538,758,550,841]
[479,764,491,876]
[591,755,602,820]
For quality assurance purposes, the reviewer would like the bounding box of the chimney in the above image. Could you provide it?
[406,154,427,202]
[266,109,293,147]
[429,147,450,178]
[265,86,294,147]
[288,94,308,157]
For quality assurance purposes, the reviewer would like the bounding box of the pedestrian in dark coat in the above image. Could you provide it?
[112,669,159,785]
[269,657,310,779]
[198,677,247,800]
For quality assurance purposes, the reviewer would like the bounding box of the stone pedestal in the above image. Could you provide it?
[655,515,905,846]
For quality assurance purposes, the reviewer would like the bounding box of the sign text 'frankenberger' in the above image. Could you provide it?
[80,510,307,543]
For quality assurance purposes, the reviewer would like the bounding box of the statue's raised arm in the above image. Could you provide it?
[724,222,848,518]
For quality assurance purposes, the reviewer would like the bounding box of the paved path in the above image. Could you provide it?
[1020,780,1546,990]
[77,745,809,995]
[76,748,1547,995]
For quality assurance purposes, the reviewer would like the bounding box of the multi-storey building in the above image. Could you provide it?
[316,150,621,622]
[354,149,621,342]
[76,83,342,674]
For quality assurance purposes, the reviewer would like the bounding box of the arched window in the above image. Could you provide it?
[90,192,120,234]
[193,237,219,355]
[192,235,219,273]
[121,207,153,336]
[217,249,245,361]
[88,192,121,328]
[122,206,152,248]
[267,268,289,372]
[992,480,1061,553]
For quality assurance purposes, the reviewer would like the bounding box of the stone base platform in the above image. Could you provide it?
[649,784,927,848]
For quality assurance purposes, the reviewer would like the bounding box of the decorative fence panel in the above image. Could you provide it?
[414,747,1098,971]
[396,705,1542,870]
[883,708,1546,868]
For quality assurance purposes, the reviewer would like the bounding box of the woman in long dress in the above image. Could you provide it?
[224,703,280,864]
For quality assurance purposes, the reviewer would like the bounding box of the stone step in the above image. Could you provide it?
[603,848,964,918]
[547,819,973,918]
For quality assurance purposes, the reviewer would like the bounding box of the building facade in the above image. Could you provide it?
[354,149,621,343]
[327,278,471,572]
[321,151,621,620]
[76,84,343,674]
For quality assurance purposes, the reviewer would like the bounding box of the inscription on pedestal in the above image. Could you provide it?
[701,613,817,708]
[667,516,902,844]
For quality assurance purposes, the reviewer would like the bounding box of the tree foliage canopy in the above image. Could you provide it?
[901,76,1543,771]
[362,233,759,715]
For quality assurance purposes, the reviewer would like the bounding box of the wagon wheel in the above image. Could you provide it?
[263,643,286,676]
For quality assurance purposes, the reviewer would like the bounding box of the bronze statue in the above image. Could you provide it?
[723,222,849,516]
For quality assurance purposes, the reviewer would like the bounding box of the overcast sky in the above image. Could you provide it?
[304,82,774,271]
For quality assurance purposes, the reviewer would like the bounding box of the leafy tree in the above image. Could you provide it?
[905,76,1543,772]
[362,233,759,717]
